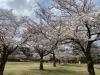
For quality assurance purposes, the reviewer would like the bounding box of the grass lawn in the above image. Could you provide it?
[4,62,100,75]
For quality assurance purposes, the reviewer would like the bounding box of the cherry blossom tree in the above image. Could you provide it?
[26,28,51,70]
[0,9,33,75]
[34,44,50,70]
[53,0,100,75]
[35,2,68,67]
[32,53,40,61]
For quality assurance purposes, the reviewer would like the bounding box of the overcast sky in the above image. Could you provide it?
[0,0,52,19]
[0,0,99,19]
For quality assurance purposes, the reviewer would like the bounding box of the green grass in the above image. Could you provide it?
[4,62,100,75]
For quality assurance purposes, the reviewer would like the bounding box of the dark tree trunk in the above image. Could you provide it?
[0,44,18,75]
[77,39,95,75]
[0,54,8,75]
[40,56,43,70]
[58,60,61,64]
[53,51,56,67]
[86,54,95,75]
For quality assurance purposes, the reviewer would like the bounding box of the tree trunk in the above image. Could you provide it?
[53,51,56,67]
[40,56,43,70]
[0,55,8,75]
[86,54,95,75]
[58,60,60,64]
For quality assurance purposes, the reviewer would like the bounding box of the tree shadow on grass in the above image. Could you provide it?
[60,64,87,68]
[21,68,88,75]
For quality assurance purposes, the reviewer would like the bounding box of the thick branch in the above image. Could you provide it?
[85,23,91,38]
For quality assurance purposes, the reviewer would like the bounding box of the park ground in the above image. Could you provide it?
[4,62,100,75]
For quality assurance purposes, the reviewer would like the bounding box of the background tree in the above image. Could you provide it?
[15,51,27,61]
[71,42,85,62]
[18,46,31,58]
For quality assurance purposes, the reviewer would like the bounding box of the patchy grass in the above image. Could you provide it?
[4,62,100,75]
